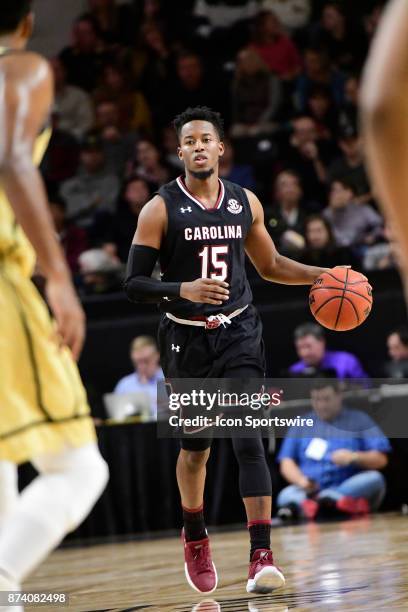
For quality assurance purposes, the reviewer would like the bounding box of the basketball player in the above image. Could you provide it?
[361,0,408,284]
[125,106,329,595]
[0,1,108,604]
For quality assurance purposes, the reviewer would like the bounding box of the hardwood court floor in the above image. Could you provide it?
[25,513,408,612]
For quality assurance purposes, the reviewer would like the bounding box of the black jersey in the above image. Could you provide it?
[157,176,253,318]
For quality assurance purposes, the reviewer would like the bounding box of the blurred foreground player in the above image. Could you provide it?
[362,0,408,292]
[125,106,328,594]
[0,1,108,604]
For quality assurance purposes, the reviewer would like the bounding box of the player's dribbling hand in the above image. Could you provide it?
[46,276,86,361]
[180,278,230,305]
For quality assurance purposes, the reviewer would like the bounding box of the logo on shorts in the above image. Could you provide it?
[172,344,180,352]
[227,199,242,214]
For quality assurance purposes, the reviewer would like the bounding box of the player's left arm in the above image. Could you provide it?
[244,189,328,285]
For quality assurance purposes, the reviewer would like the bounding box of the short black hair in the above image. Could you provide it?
[0,0,31,35]
[331,175,357,195]
[310,376,341,393]
[173,106,224,142]
[294,323,325,342]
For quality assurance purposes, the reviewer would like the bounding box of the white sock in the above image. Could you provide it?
[0,443,108,582]
[0,462,19,529]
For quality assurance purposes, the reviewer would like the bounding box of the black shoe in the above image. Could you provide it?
[277,503,299,522]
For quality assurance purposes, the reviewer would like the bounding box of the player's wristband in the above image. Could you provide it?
[124,244,181,304]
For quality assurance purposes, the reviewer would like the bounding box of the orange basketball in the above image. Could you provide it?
[309,267,373,331]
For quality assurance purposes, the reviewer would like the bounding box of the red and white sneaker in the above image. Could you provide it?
[301,498,319,520]
[246,549,285,594]
[182,529,218,594]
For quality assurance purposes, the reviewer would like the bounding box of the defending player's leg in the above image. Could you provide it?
[0,443,108,585]
[177,441,218,594]
[0,462,19,530]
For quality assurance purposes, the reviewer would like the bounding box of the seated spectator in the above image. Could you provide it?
[261,0,312,31]
[301,214,360,269]
[87,0,136,46]
[219,138,256,189]
[337,74,359,138]
[162,125,184,172]
[295,48,345,112]
[250,10,301,80]
[49,195,88,274]
[323,178,383,249]
[94,62,153,135]
[265,171,307,256]
[51,57,94,141]
[114,336,164,421]
[127,139,176,188]
[104,176,151,262]
[289,323,369,379]
[78,248,124,294]
[280,115,334,202]
[59,15,111,92]
[384,327,408,379]
[326,123,371,203]
[277,379,390,520]
[230,48,282,138]
[95,99,138,177]
[309,2,365,72]
[40,116,80,185]
[305,86,338,140]
[60,132,120,229]
[363,225,396,272]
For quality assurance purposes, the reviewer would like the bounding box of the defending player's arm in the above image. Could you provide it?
[361,0,408,269]
[244,190,327,284]
[125,196,230,305]
[0,54,85,359]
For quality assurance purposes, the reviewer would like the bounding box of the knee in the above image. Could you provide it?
[233,438,265,464]
[181,450,209,472]
[365,470,386,490]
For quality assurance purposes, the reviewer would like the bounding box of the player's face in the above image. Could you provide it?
[295,335,325,366]
[178,121,224,178]
[311,387,342,421]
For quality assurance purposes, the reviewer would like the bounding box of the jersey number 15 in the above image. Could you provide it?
[198,245,229,282]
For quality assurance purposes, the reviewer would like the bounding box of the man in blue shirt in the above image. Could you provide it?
[114,336,164,420]
[277,378,390,520]
[289,323,369,379]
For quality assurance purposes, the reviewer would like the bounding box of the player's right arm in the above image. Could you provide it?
[125,195,229,305]
[0,53,85,359]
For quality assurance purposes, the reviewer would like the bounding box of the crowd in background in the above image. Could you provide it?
[40,0,395,295]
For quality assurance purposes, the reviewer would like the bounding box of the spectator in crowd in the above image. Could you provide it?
[230,48,282,138]
[326,123,371,203]
[384,327,408,379]
[166,53,223,124]
[310,2,366,72]
[250,10,301,80]
[161,124,184,172]
[60,132,120,229]
[94,62,153,134]
[219,138,256,190]
[305,85,338,140]
[49,194,88,274]
[295,48,345,112]
[363,224,395,272]
[301,214,359,269]
[95,99,138,176]
[59,15,111,92]
[127,139,175,188]
[51,57,94,141]
[87,0,136,46]
[289,323,369,379]
[261,0,312,31]
[280,115,332,202]
[265,170,307,256]
[277,378,390,520]
[323,177,383,249]
[78,247,124,294]
[114,336,164,420]
[337,74,359,136]
[40,116,80,185]
[104,176,151,262]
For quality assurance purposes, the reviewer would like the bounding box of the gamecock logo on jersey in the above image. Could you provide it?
[227,199,243,214]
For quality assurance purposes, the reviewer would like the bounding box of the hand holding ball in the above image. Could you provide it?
[309,267,373,331]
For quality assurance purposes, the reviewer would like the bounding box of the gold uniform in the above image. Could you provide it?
[0,127,96,465]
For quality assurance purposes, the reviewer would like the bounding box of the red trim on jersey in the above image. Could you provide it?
[177,176,225,211]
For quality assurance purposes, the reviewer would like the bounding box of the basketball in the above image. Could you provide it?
[309,267,373,331]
